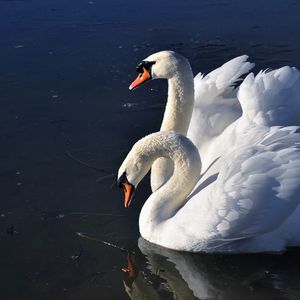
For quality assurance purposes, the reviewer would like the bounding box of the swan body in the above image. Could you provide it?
[130,51,254,191]
[119,60,300,252]
[119,128,300,253]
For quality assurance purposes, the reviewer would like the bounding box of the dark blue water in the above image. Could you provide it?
[1,0,300,299]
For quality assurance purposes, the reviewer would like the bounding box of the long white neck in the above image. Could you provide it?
[150,62,195,192]
[138,132,201,241]
[160,64,194,135]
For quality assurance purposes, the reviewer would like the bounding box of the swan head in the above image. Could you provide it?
[117,131,201,209]
[118,139,153,207]
[129,50,189,90]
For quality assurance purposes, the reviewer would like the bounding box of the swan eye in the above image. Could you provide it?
[136,63,144,74]
[136,61,155,74]
[118,172,128,188]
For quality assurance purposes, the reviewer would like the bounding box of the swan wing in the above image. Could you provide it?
[175,126,300,253]
[188,56,254,150]
[194,55,255,102]
[206,126,300,241]
[238,67,300,126]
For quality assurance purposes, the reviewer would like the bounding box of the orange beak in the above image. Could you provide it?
[122,182,135,208]
[129,67,151,90]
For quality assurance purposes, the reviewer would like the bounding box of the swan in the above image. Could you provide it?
[129,51,255,191]
[118,66,300,253]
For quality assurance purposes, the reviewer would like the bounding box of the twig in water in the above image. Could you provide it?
[76,232,128,252]
[96,173,115,183]
[64,148,105,172]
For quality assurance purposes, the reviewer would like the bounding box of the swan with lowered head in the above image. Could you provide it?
[129,51,254,191]
[119,63,300,253]
[118,128,300,253]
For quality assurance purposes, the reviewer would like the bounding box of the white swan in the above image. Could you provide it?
[118,65,300,253]
[129,51,254,191]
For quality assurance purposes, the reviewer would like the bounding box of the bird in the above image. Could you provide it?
[129,51,254,191]
[118,54,300,253]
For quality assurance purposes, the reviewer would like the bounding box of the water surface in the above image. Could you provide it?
[1,0,300,299]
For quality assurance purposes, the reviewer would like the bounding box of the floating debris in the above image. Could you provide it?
[122,103,138,108]
[56,214,65,219]
[71,245,83,260]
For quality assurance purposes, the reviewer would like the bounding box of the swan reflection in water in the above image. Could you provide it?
[122,238,300,300]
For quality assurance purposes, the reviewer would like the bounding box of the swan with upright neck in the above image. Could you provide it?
[119,60,300,253]
[129,51,254,191]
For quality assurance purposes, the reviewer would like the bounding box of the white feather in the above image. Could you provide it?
[238,67,300,126]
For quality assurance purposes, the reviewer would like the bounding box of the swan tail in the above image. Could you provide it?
[194,55,255,102]
[238,66,300,126]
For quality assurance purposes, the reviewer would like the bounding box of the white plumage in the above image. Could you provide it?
[119,51,300,253]
[188,54,254,170]
[238,67,300,126]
